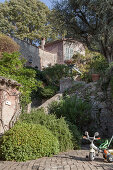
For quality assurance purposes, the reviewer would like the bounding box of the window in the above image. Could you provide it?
[65,47,73,60]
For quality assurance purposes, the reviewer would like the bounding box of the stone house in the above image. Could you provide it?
[0,76,21,135]
[13,37,85,70]
[44,39,85,64]
[12,37,57,70]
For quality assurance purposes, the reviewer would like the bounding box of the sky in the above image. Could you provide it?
[0,0,53,9]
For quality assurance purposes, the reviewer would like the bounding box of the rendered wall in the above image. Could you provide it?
[0,77,21,134]
[63,41,85,60]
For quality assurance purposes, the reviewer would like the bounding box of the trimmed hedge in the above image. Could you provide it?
[0,122,59,162]
[20,109,80,151]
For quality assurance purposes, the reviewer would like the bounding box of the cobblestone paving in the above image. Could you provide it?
[0,150,113,170]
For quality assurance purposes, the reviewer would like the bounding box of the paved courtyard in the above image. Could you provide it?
[0,149,113,170]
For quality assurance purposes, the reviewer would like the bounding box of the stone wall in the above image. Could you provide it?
[38,93,62,114]
[59,77,113,137]
[44,40,64,64]
[13,37,57,70]
[0,77,21,135]
[39,48,57,70]
[60,77,85,92]
[12,37,41,69]
[13,37,86,70]
[44,39,86,64]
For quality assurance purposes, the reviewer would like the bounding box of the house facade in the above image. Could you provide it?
[12,37,57,70]
[13,37,85,70]
[44,39,85,64]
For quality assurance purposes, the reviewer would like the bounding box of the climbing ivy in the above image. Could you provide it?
[0,52,39,109]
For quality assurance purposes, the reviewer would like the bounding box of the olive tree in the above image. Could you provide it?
[52,0,113,63]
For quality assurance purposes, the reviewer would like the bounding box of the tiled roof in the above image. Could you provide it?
[44,38,77,47]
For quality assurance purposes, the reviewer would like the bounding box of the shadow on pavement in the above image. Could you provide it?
[54,154,108,163]
[54,154,113,169]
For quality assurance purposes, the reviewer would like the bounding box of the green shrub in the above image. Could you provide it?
[48,96,91,132]
[90,55,108,74]
[0,52,39,110]
[39,85,58,99]
[32,64,69,100]
[0,122,59,162]
[20,109,80,151]
[42,64,69,87]
[67,121,81,149]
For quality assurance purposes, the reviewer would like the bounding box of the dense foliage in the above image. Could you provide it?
[0,122,59,161]
[32,64,69,99]
[80,52,109,82]
[89,56,109,75]
[0,33,19,57]
[71,49,109,82]
[42,64,69,87]
[48,95,91,132]
[20,109,81,151]
[0,52,38,108]
[52,0,113,63]
[39,85,58,99]
[0,0,51,44]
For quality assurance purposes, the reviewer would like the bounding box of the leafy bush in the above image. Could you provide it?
[66,121,81,149]
[72,49,108,82]
[42,64,69,87]
[90,55,108,74]
[0,33,19,57]
[31,64,68,100]
[0,122,59,162]
[20,109,80,151]
[0,52,38,109]
[38,85,58,99]
[48,96,91,132]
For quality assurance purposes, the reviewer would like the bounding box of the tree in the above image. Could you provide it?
[0,33,19,57]
[0,0,51,45]
[52,0,113,63]
[48,9,67,40]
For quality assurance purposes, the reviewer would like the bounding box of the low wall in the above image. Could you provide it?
[60,77,85,92]
[38,93,62,114]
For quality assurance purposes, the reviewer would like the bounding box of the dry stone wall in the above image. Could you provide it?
[60,78,113,137]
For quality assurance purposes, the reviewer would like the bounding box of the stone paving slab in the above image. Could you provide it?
[0,150,113,170]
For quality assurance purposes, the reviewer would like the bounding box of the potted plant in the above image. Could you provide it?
[91,72,100,82]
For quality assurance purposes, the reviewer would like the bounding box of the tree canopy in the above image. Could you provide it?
[52,0,113,63]
[0,0,51,45]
